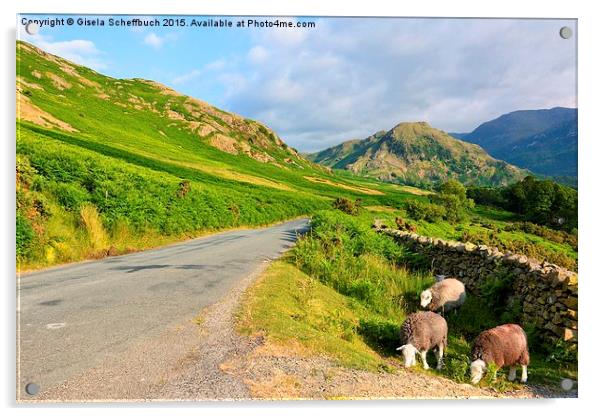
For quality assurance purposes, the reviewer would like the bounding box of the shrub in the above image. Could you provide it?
[395,217,417,232]
[430,180,475,223]
[478,270,515,314]
[405,199,445,222]
[445,358,470,383]
[469,176,577,231]
[16,155,36,188]
[176,180,191,198]
[332,197,362,216]
[16,212,34,259]
[54,182,89,211]
[545,339,578,364]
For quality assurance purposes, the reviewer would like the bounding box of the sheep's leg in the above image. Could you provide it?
[520,365,528,383]
[508,366,517,381]
[436,344,444,370]
[421,350,429,369]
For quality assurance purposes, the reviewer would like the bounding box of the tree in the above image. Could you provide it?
[431,180,475,223]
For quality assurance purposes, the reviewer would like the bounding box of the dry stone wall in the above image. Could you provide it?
[379,229,578,346]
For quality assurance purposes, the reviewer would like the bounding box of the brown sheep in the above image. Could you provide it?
[470,323,530,384]
[396,311,448,370]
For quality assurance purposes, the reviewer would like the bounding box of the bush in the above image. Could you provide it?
[430,180,475,223]
[478,270,515,315]
[469,176,577,231]
[405,199,445,222]
[395,217,417,232]
[54,182,89,211]
[176,180,191,198]
[445,358,470,383]
[332,197,362,216]
[16,212,35,259]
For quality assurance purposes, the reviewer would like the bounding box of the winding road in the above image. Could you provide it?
[17,218,309,400]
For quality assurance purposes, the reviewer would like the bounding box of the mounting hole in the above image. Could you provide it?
[25,22,39,36]
[25,382,40,395]
[559,26,573,39]
[560,378,574,391]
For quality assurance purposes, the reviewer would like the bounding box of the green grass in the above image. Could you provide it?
[237,260,389,371]
[238,210,577,392]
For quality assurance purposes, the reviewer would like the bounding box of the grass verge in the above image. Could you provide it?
[237,209,577,393]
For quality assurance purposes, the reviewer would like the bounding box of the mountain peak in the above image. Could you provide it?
[458,107,577,180]
[307,121,526,188]
[390,121,432,132]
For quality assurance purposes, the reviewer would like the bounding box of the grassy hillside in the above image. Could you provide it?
[16,41,425,270]
[307,122,527,188]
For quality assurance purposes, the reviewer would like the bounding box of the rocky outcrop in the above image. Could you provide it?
[379,229,578,346]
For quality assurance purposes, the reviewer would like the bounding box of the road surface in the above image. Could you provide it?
[17,218,309,400]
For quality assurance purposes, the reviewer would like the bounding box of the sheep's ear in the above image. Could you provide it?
[396,345,404,351]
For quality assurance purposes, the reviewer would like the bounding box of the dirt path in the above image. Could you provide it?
[220,339,573,400]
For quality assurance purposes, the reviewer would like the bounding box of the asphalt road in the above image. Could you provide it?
[17,218,309,399]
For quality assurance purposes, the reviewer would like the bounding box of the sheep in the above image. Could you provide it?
[396,311,448,370]
[470,323,530,384]
[420,278,466,313]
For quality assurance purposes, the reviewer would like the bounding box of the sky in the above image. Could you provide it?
[17,15,577,152]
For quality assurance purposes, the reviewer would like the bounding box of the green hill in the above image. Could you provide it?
[307,121,527,188]
[16,40,419,270]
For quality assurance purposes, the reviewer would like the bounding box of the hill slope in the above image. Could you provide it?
[307,121,526,188]
[451,108,577,181]
[16,40,415,270]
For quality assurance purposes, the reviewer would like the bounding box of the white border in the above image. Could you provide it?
[3,1,601,415]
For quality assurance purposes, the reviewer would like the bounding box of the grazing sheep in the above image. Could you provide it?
[470,324,530,384]
[396,311,448,370]
[420,278,466,313]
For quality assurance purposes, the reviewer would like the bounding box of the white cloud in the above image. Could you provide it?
[18,28,107,70]
[173,69,201,85]
[142,32,178,49]
[215,18,577,152]
[172,60,227,85]
[144,33,164,49]
[247,46,269,64]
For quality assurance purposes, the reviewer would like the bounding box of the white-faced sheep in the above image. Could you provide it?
[470,323,530,384]
[397,311,448,370]
[420,278,466,313]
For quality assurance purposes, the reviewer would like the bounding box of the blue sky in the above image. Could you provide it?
[18,15,577,152]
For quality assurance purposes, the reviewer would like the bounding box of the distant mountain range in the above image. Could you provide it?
[450,107,577,185]
[306,121,526,188]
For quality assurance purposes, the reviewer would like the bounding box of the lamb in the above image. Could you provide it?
[396,311,448,370]
[420,278,466,313]
[470,323,530,384]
